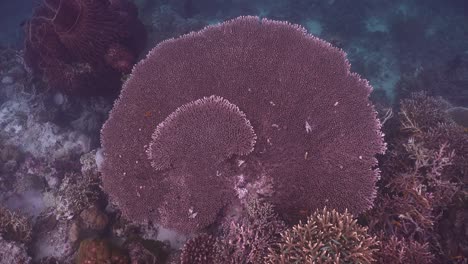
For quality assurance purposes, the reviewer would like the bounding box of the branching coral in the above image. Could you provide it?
[24,0,146,95]
[217,198,286,264]
[375,235,434,264]
[266,207,378,264]
[50,172,101,220]
[101,16,385,232]
[0,206,32,244]
[364,92,468,262]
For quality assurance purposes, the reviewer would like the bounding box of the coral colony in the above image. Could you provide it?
[100,16,385,232]
[24,0,146,95]
[0,0,467,263]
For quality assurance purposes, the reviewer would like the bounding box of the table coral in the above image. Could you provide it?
[101,16,385,233]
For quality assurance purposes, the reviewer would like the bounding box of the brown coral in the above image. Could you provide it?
[0,206,32,244]
[77,238,129,264]
[266,207,378,264]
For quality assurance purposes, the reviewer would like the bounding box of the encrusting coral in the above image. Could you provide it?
[76,238,129,264]
[100,16,386,233]
[266,207,378,264]
[0,236,32,264]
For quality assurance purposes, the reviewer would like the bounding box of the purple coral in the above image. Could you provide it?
[100,16,385,232]
[24,0,146,95]
[180,234,219,264]
[147,95,257,170]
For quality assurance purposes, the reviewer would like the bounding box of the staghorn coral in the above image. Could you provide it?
[0,206,32,244]
[376,235,434,264]
[266,207,378,264]
[364,92,468,262]
[24,0,146,95]
[101,16,385,232]
[217,198,286,264]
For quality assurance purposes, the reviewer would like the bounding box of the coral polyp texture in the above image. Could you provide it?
[147,95,257,171]
[266,208,378,264]
[24,0,146,95]
[100,16,385,232]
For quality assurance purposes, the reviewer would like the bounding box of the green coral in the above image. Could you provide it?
[267,207,378,264]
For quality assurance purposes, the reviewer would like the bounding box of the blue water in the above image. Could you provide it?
[2,0,467,101]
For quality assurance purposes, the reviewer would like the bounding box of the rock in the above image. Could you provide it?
[0,236,32,264]
[79,206,109,231]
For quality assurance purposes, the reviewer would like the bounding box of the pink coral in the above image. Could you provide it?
[100,16,385,232]
[147,95,256,171]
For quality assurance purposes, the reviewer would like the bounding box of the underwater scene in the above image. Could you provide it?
[0,0,467,263]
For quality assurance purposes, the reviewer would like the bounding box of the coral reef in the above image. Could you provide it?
[126,239,170,264]
[77,238,129,264]
[45,172,101,221]
[148,95,257,231]
[101,16,385,233]
[180,234,219,264]
[364,92,468,262]
[0,206,32,244]
[79,206,109,232]
[266,207,378,264]
[147,95,257,171]
[0,236,32,264]
[23,0,146,95]
[216,198,286,264]
[1,0,467,261]
[375,235,434,264]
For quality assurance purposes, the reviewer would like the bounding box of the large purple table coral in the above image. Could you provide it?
[100,16,386,232]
